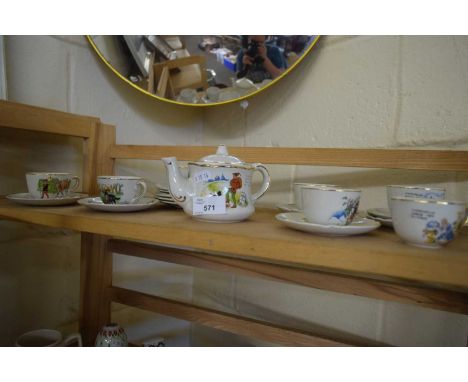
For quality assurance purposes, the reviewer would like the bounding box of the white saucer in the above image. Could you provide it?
[6,193,87,206]
[156,195,176,202]
[366,214,393,228]
[277,203,300,213]
[158,199,177,205]
[156,192,172,197]
[78,197,159,212]
[276,212,381,236]
[157,196,175,202]
[367,207,391,219]
[157,199,181,208]
[159,201,178,205]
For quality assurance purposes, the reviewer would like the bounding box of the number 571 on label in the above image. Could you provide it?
[192,196,226,215]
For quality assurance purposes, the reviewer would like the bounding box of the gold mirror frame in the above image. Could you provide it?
[87,35,320,107]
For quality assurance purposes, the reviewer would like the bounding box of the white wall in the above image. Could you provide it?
[1,35,467,346]
[0,36,6,99]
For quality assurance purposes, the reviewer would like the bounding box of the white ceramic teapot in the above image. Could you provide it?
[162,145,270,222]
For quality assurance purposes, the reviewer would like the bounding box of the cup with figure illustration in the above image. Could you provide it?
[97,176,147,205]
[26,172,80,199]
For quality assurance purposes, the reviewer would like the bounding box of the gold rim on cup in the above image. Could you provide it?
[302,185,361,193]
[387,185,445,191]
[390,196,466,206]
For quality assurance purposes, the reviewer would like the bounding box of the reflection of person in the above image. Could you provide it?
[236,36,287,83]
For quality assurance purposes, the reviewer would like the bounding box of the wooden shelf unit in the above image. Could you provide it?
[1,100,468,346]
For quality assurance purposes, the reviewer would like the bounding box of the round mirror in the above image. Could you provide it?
[88,35,319,106]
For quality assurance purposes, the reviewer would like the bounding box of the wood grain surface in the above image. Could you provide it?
[0,100,100,138]
[1,199,467,292]
[109,240,468,315]
[109,286,385,346]
[109,145,468,171]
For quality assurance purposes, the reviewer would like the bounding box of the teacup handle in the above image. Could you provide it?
[251,164,270,202]
[69,176,80,192]
[131,181,147,204]
[61,333,82,347]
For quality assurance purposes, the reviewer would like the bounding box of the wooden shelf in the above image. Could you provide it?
[2,100,468,346]
[1,198,467,293]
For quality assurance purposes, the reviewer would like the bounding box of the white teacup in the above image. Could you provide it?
[293,183,337,210]
[386,185,445,211]
[97,176,147,205]
[26,172,80,199]
[206,87,220,102]
[15,329,82,347]
[390,197,466,249]
[179,88,197,103]
[302,186,361,226]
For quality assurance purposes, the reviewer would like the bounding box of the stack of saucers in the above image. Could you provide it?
[366,207,393,227]
[156,186,179,207]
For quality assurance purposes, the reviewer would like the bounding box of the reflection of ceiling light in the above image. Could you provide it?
[144,52,152,72]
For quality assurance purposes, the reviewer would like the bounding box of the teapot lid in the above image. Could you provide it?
[190,145,253,169]
[200,145,242,164]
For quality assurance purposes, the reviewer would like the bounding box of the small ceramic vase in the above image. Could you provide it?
[95,323,128,347]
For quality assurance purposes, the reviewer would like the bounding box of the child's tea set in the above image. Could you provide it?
[278,182,467,249]
[6,145,467,249]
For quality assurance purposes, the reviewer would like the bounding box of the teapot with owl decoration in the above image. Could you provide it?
[162,145,270,222]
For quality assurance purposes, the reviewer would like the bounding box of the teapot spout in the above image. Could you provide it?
[161,157,190,208]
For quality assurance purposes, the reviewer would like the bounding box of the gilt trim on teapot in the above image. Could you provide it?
[188,161,256,170]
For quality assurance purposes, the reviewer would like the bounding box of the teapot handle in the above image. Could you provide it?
[252,164,270,202]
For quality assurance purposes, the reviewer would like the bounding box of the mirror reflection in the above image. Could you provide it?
[89,35,319,105]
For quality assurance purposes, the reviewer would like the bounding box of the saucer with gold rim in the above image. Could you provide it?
[276,212,380,236]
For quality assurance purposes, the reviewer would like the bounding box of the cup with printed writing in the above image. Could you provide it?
[386,185,445,211]
[390,196,466,249]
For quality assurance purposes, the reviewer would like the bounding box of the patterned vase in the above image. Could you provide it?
[95,323,128,347]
